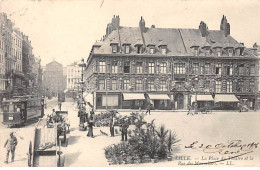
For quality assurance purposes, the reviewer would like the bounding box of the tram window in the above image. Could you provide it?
[3,105,8,111]
[9,104,14,112]
[21,103,25,109]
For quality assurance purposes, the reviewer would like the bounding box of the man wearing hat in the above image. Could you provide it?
[4,132,18,163]
[121,118,129,141]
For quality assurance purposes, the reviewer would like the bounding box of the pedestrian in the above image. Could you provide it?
[237,102,242,112]
[109,113,115,137]
[87,112,94,138]
[4,132,18,164]
[58,102,62,111]
[187,104,193,115]
[51,109,56,117]
[146,103,151,115]
[121,118,129,141]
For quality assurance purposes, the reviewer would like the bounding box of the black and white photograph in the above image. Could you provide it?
[0,0,259,167]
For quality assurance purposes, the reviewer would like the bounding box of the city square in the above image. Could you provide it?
[0,0,260,167]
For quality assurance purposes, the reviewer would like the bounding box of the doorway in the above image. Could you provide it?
[175,93,184,110]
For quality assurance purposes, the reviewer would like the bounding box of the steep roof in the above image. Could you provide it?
[92,26,253,57]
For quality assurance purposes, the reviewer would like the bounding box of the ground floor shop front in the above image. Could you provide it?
[86,91,257,111]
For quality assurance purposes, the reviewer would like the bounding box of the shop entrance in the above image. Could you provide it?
[175,93,184,110]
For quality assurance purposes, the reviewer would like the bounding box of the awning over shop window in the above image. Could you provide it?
[214,94,239,103]
[191,95,214,103]
[123,93,145,100]
[148,94,170,100]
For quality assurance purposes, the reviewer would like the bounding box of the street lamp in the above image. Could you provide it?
[78,58,86,130]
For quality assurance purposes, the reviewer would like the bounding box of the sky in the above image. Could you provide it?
[0,0,259,66]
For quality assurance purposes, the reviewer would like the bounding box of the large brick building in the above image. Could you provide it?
[85,15,259,111]
[43,61,66,96]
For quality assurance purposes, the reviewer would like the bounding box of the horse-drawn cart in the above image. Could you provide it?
[28,111,69,167]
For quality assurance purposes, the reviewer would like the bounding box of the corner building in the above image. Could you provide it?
[85,15,259,111]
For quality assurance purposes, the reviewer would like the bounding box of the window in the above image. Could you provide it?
[111,80,118,90]
[228,49,233,57]
[226,65,233,75]
[149,47,155,54]
[137,46,142,54]
[148,62,155,73]
[174,63,185,74]
[99,61,106,73]
[136,62,143,74]
[194,48,198,56]
[215,63,222,75]
[250,65,255,76]
[125,45,130,54]
[147,79,154,91]
[216,48,221,56]
[238,81,243,92]
[112,45,117,53]
[193,63,199,74]
[98,79,105,90]
[136,80,142,90]
[124,61,130,73]
[238,64,244,75]
[205,63,210,74]
[227,81,232,93]
[160,62,167,74]
[215,81,222,93]
[160,80,167,91]
[250,81,255,92]
[112,61,118,73]
[204,80,210,88]
[161,47,167,55]
[123,79,130,90]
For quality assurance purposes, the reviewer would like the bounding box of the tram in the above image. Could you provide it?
[2,95,45,126]
[58,92,65,102]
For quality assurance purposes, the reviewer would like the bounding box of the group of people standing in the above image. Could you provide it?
[78,106,95,138]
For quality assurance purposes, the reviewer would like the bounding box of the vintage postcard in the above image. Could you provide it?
[0,0,259,167]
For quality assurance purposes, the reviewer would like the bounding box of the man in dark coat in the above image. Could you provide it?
[146,103,151,115]
[121,118,129,141]
[4,132,18,163]
[87,111,95,138]
[109,113,115,137]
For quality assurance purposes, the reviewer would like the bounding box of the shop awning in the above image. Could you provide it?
[148,94,170,100]
[123,93,145,100]
[214,94,239,103]
[191,95,214,103]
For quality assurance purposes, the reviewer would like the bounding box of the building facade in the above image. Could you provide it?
[43,61,66,96]
[0,22,6,102]
[85,15,259,111]
[66,62,81,91]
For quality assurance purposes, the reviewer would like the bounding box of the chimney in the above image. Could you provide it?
[199,21,208,37]
[111,15,120,30]
[220,15,230,37]
[139,16,146,33]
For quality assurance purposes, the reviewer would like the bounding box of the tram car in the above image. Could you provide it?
[58,92,65,102]
[2,95,45,126]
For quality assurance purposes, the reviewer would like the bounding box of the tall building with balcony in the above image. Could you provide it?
[85,15,259,111]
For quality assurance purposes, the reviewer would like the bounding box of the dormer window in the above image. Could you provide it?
[147,44,155,54]
[112,44,118,53]
[123,42,131,54]
[137,46,142,54]
[228,49,233,57]
[194,48,199,56]
[125,45,130,54]
[202,42,211,56]
[134,39,143,54]
[161,47,167,55]
[158,41,167,55]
